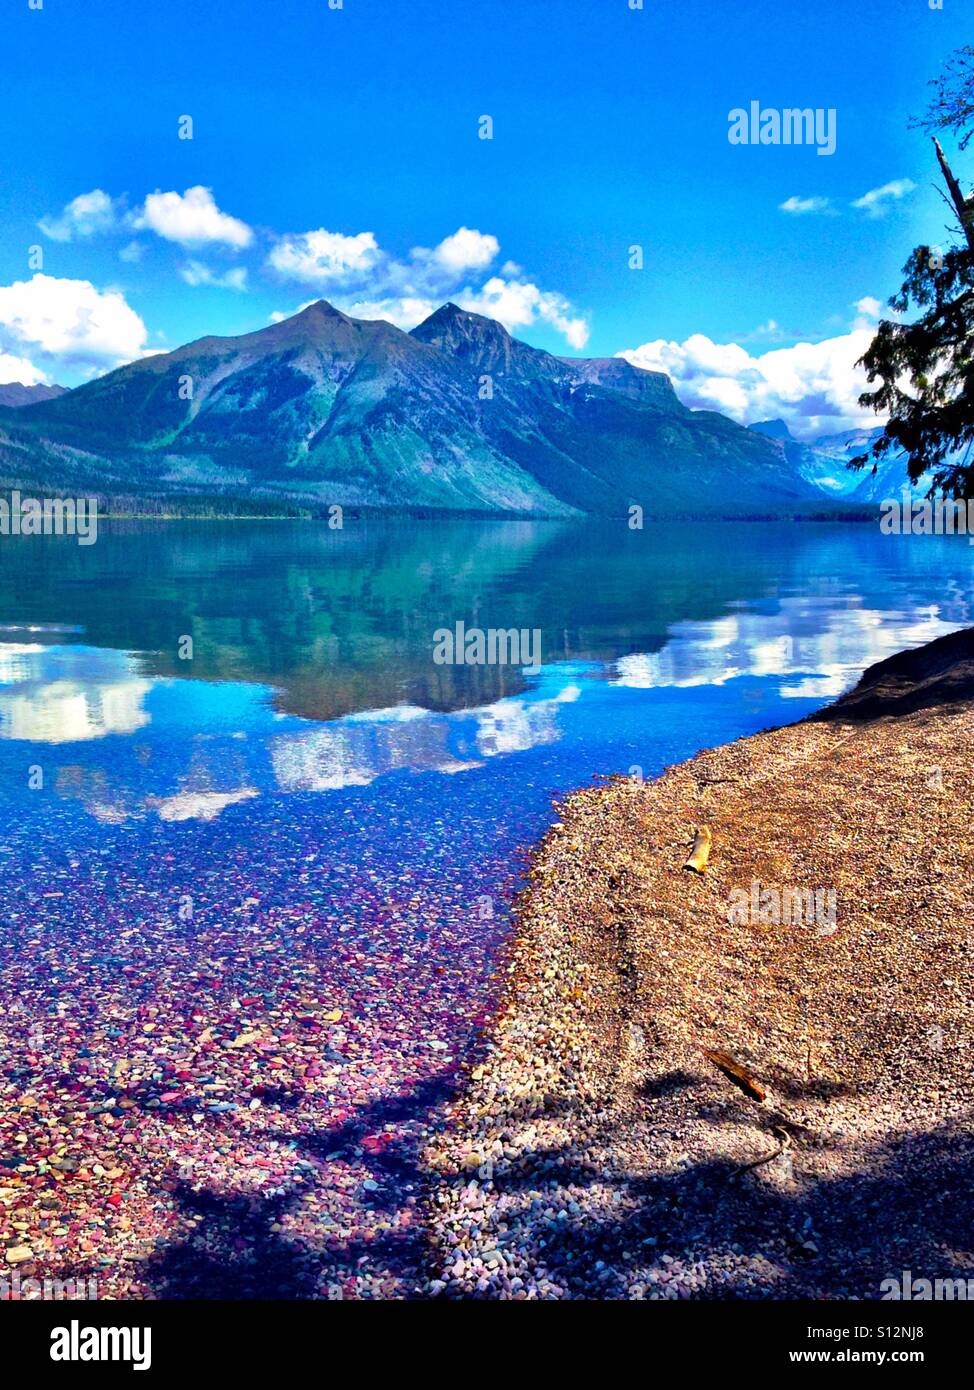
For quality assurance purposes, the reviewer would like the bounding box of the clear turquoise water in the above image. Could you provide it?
[0,517,971,1294]
[1,517,971,989]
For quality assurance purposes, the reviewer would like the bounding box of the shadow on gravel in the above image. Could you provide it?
[639,1069,700,1100]
[465,1114,974,1299]
[138,1072,455,1299]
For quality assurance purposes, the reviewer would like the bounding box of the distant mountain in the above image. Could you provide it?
[747,417,928,501]
[0,301,837,517]
[810,426,937,503]
[0,382,68,408]
[798,424,933,501]
[748,418,869,496]
[555,355,685,410]
[749,418,793,442]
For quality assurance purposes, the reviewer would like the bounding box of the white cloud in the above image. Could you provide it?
[851,179,916,217]
[266,229,380,284]
[852,295,884,328]
[0,352,47,386]
[338,296,440,330]
[779,195,832,215]
[267,225,499,294]
[618,303,887,438]
[324,277,589,348]
[179,261,249,291]
[425,227,499,274]
[0,274,149,369]
[743,318,787,343]
[30,185,585,347]
[458,276,590,349]
[268,223,587,348]
[38,189,118,242]
[136,186,253,248]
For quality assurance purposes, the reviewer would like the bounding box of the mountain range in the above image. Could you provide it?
[0,301,890,517]
[0,382,67,409]
[748,418,928,503]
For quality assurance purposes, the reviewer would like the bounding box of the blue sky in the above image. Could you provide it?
[1,0,970,435]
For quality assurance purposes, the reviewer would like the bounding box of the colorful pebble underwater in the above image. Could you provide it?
[1,519,972,1298]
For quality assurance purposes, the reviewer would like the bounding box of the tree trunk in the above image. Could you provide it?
[934,138,974,252]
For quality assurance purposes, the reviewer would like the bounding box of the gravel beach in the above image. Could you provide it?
[425,628,974,1299]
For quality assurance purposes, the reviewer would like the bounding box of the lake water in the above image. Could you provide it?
[0,518,970,1296]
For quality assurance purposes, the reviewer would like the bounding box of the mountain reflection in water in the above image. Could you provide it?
[0,517,969,823]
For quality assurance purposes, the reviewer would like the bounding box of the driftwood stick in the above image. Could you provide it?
[684,825,712,874]
[729,1129,792,1181]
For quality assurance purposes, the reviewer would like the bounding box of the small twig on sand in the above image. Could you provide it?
[727,1128,792,1183]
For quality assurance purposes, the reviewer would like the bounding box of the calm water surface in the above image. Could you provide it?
[0,518,970,1293]
[2,518,971,1003]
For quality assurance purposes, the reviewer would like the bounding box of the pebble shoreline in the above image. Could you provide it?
[423,630,974,1299]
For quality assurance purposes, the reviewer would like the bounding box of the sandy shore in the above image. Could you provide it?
[425,628,974,1299]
